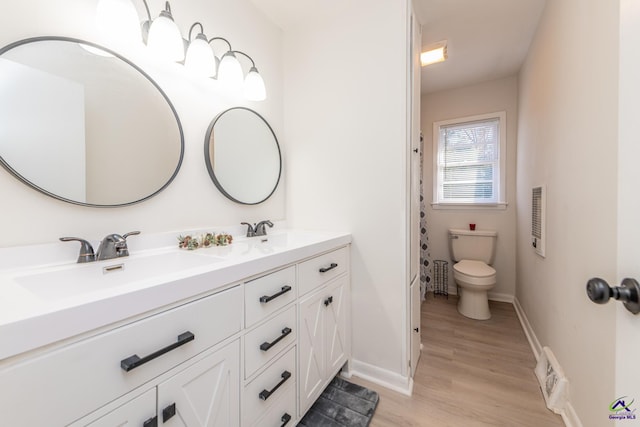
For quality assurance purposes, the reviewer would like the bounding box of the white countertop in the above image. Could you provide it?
[0,229,351,361]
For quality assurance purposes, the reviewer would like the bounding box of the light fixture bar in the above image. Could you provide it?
[421,40,447,67]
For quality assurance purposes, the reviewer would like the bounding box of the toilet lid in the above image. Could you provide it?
[454,260,496,277]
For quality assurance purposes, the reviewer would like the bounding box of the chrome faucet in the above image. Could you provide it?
[96,231,140,261]
[255,220,273,236]
[60,231,140,263]
[241,222,256,237]
[59,237,96,263]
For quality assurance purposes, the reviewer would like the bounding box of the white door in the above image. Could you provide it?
[408,7,422,379]
[410,277,421,376]
[157,341,240,427]
[615,1,640,421]
[325,276,348,376]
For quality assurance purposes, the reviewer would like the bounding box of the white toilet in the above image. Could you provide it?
[448,228,498,320]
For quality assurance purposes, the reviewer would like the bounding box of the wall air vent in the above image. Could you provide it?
[532,185,546,257]
[535,346,568,414]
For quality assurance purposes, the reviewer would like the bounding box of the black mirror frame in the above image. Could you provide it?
[0,36,185,208]
[204,107,282,205]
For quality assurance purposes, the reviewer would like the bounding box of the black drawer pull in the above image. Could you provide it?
[319,263,338,273]
[259,370,291,401]
[324,296,334,307]
[281,413,292,426]
[143,416,158,427]
[162,403,176,422]
[260,327,293,351]
[120,331,195,372]
[260,285,292,303]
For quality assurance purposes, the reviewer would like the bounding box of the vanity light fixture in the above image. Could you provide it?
[146,2,184,62]
[421,40,448,66]
[95,0,267,100]
[184,23,216,77]
[96,0,142,45]
[235,51,267,101]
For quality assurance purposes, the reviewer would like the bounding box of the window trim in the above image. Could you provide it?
[432,111,507,208]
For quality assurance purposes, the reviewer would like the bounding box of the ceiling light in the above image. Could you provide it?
[421,41,447,66]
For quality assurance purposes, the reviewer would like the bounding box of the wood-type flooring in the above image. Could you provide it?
[348,295,565,427]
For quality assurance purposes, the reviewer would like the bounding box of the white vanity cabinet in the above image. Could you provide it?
[298,248,350,415]
[0,234,351,427]
[81,340,240,427]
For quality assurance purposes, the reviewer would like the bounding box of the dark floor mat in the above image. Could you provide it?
[299,376,379,427]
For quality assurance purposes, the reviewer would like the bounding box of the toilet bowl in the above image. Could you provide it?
[453,260,496,320]
[448,229,498,320]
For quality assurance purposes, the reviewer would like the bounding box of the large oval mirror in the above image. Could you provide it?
[0,37,183,207]
[205,107,281,205]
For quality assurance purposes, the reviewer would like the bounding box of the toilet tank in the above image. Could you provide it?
[449,229,497,264]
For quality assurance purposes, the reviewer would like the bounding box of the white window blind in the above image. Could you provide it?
[433,113,505,205]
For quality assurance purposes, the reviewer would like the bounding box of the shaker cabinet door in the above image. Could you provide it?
[158,340,240,427]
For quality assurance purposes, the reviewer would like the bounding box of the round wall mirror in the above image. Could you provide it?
[205,107,281,205]
[0,37,184,207]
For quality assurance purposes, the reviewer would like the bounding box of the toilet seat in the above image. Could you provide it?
[453,260,496,286]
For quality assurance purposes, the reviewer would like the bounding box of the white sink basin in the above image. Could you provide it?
[14,251,222,301]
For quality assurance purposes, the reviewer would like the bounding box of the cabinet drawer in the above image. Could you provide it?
[0,286,242,427]
[298,247,348,296]
[244,306,296,379]
[250,380,296,427]
[245,266,296,327]
[243,346,296,427]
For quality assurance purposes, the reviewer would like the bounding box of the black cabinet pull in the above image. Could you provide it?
[319,263,338,273]
[143,416,158,427]
[121,332,195,372]
[281,413,292,426]
[162,403,176,422]
[260,327,292,351]
[259,370,291,401]
[324,296,334,307]
[260,285,292,303]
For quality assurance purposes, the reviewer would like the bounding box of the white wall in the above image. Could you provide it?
[282,1,412,385]
[421,76,518,299]
[0,0,284,247]
[516,1,619,425]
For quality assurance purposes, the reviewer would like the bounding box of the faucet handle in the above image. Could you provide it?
[241,222,256,237]
[60,237,96,263]
[123,231,141,240]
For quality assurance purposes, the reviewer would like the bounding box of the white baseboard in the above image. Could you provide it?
[512,297,582,427]
[513,296,542,359]
[560,402,584,427]
[488,292,514,303]
[350,359,413,396]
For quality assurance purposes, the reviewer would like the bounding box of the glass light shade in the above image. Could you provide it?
[184,34,216,77]
[244,67,266,101]
[96,0,142,45]
[147,11,184,62]
[420,46,447,67]
[217,52,244,89]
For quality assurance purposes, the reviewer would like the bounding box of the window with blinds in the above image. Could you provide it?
[433,112,506,206]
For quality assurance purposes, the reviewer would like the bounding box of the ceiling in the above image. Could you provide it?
[251,0,547,95]
[414,0,547,94]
